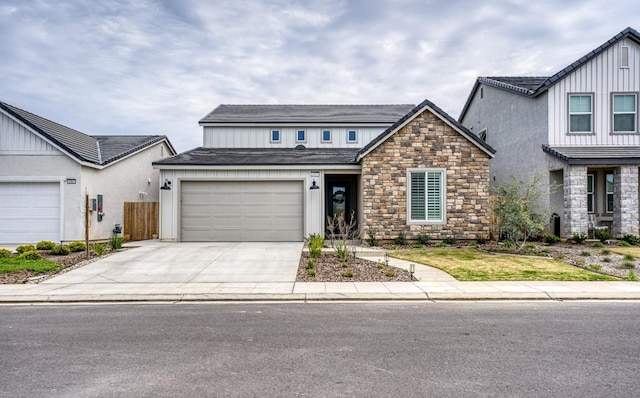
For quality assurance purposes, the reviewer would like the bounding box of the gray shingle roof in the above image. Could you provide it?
[358,98,496,160]
[543,145,640,165]
[0,101,173,166]
[199,104,416,125]
[153,147,360,166]
[478,76,549,95]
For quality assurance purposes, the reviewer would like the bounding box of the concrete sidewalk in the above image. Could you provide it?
[2,245,640,302]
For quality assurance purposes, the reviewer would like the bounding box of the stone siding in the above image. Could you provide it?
[360,110,492,241]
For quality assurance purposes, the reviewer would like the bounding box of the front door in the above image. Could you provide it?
[325,176,357,236]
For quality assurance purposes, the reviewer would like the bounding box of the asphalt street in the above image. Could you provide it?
[1,302,639,397]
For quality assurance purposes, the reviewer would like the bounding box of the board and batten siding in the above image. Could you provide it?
[0,112,59,153]
[548,38,640,146]
[158,168,335,241]
[203,126,386,148]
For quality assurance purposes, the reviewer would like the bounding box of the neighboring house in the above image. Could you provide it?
[0,101,176,244]
[153,100,495,242]
[460,27,640,239]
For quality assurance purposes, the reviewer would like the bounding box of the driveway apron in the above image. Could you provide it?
[42,242,304,284]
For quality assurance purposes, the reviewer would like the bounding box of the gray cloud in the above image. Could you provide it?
[1,0,639,152]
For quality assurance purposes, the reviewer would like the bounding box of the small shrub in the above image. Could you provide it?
[377,261,386,269]
[588,264,602,271]
[385,270,395,277]
[394,233,408,246]
[570,233,587,244]
[16,244,36,254]
[366,234,379,247]
[524,243,537,250]
[542,234,562,245]
[580,250,591,257]
[308,234,324,258]
[36,241,56,250]
[602,257,612,263]
[389,245,397,250]
[622,234,640,246]
[109,236,125,250]
[341,269,354,278]
[305,259,315,270]
[591,242,605,248]
[435,242,448,248]
[624,254,635,261]
[475,234,489,244]
[336,242,348,260]
[467,242,478,248]
[0,248,12,258]
[541,248,550,254]
[307,269,316,277]
[502,241,515,249]
[69,241,86,253]
[600,248,612,255]
[341,261,348,268]
[627,269,638,282]
[417,234,430,245]
[412,244,424,249]
[618,241,631,247]
[594,230,612,243]
[50,244,71,255]
[19,250,42,260]
[443,236,457,245]
[556,254,566,260]
[621,261,635,269]
[92,243,107,256]
[575,258,586,265]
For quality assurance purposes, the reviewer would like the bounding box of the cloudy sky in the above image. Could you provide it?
[1,0,639,152]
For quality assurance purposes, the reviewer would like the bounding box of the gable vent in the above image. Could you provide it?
[621,46,630,68]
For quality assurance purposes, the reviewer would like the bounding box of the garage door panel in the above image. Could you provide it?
[181,181,303,242]
[0,182,60,243]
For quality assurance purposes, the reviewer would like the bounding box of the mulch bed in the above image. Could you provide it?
[297,252,413,282]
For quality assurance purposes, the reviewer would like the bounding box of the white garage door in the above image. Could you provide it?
[181,181,304,242]
[0,182,61,244]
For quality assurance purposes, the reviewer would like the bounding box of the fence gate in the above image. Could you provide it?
[124,202,159,241]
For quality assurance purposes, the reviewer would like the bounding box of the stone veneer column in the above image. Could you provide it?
[613,166,639,237]
[563,165,588,237]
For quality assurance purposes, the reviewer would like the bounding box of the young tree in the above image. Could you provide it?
[491,173,554,251]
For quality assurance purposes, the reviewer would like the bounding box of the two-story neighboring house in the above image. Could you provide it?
[153,100,495,242]
[459,27,640,239]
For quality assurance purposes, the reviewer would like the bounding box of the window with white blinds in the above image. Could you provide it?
[409,169,445,223]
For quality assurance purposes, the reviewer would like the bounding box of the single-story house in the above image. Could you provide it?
[153,100,495,242]
[0,101,176,244]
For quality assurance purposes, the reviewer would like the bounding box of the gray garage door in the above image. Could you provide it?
[0,182,60,244]
[181,181,304,242]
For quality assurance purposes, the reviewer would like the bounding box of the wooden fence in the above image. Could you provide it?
[124,202,158,241]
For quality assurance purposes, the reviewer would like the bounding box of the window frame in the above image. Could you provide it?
[296,129,306,143]
[406,168,446,224]
[587,174,595,213]
[270,129,281,143]
[611,92,638,133]
[321,129,332,143]
[347,129,358,143]
[568,93,594,134]
[605,173,614,213]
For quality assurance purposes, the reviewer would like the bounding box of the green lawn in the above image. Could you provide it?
[610,247,640,258]
[391,248,618,281]
[0,257,62,275]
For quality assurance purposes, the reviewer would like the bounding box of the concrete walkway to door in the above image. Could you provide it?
[43,241,303,284]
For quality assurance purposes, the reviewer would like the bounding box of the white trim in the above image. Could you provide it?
[296,129,307,143]
[199,122,395,128]
[270,129,281,143]
[347,129,358,143]
[406,168,446,225]
[154,164,362,171]
[321,129,332,143]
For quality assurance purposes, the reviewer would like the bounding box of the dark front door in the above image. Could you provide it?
[325,176,357,236]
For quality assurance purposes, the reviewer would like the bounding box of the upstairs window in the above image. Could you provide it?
[569,94,593,133]
[612,94,637,133]
[322,130,331,142]
[296,129,306,142]
[271,129,281,142]
[408,169,445,223]
[347,130,357,143]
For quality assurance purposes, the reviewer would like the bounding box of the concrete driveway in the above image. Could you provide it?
[43,241,304,284]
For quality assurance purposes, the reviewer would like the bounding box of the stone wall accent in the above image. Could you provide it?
[563,165,588,236]
[613,166,639,237]
[360,110,491,241]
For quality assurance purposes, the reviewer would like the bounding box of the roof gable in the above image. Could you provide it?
[0,101,174,167]
[199,104,416,125]
[357,98,495,161]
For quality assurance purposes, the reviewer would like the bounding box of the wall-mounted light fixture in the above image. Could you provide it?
[161,179,172,190]
[309,180,320,190]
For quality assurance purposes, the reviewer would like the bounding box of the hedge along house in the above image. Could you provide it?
[0,101,176,244]
[153,100,495,242]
